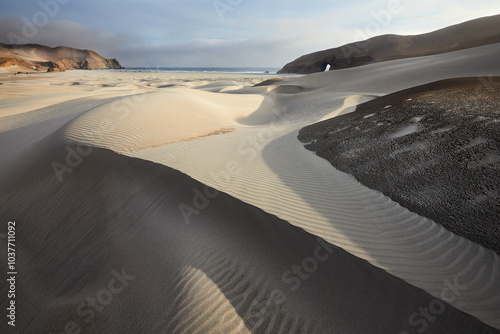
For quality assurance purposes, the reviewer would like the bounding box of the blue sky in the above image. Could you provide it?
[0,0,499,67]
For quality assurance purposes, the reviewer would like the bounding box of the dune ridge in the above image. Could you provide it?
[1,144,497,333]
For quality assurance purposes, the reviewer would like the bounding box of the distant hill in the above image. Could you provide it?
[0,43,123,72]
[278,15,500,74]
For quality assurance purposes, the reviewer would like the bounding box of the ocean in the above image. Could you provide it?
[116,67,281,74]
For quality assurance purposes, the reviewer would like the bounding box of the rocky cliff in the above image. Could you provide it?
[278,15,500,74]
[0,43,123,72]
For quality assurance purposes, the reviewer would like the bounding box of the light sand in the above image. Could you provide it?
[1,44,500,332]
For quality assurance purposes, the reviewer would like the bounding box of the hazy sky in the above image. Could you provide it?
[1,0,499,68]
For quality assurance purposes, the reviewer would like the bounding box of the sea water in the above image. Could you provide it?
[115,67,280,74]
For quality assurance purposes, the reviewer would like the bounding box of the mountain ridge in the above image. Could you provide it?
[0,43,123,72]
[278,14,500,74]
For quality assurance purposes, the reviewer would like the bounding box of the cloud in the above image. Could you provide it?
[1,0,499,68]
[0,16,339,68]
[0,17,139,59]
[115,37,322,68]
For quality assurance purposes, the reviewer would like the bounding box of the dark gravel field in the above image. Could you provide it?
[299,77,500,254]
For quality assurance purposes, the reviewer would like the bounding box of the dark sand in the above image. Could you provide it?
[299,77,500,254]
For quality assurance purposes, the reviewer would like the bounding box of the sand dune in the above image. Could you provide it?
[1,146,497,333]
[60,88,269,152]
[1,44,500,332]
[126,44,500,329]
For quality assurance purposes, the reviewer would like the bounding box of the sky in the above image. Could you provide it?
[0,0,499,68]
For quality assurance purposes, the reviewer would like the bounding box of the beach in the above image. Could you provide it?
[1,43,500,333]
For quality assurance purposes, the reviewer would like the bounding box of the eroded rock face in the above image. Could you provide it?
[0,43,124,72]
[104,58,123,69]
[278,15,500,74]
